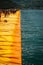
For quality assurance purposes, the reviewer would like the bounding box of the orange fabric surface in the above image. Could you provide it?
[0,10,22,65]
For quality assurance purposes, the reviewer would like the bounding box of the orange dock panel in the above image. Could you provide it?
[0,10,22,65]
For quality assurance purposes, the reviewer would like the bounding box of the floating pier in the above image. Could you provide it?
[0,10,22,65]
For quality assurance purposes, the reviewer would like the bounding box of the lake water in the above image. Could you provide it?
[21,10,43,65]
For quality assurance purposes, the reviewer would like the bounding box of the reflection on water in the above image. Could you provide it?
[21,10,43,65]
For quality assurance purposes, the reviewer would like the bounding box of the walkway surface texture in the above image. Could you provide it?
[0,10,22,65]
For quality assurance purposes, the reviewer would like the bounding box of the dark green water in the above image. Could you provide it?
[21,10,43,65]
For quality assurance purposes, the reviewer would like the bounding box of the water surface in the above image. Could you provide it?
[21,10,43,65]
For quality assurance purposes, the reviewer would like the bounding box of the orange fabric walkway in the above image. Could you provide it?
[0,10,22,65]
